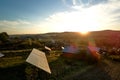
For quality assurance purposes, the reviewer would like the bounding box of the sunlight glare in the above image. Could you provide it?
[43,0,104,33]
[51,7,100,33]
[79,30,89,35]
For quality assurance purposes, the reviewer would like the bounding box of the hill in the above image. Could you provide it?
[0,30,120,80]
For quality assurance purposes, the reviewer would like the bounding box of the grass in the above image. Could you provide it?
[1,49,119,80]
[0,56,26,80]
[0,56,25,68]
[108,55,120,61]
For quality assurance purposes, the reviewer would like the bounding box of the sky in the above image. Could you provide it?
[0,0,120,34]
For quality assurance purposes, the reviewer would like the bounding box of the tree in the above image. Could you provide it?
[0,32,9,42]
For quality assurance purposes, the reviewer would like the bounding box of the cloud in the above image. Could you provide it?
[62,0,108,8]
[0,0,120,34]
[39,0,120,32]
[33,0,120,34]
[0,19,50,34]
[0,20,30,27]
[0,20,33,34]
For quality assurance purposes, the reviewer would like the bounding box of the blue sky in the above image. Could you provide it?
[0,0,66,20]
[0,0,120,34]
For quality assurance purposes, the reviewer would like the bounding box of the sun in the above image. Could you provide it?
[79,31,89,35]
[60,9,99,33]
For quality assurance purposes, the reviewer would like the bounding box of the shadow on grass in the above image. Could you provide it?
[0,63,26,80]
[71,65,112,80]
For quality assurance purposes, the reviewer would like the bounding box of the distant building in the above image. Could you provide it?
[61,45,80,59]
[41,46,51,55]
[62,45,79,54]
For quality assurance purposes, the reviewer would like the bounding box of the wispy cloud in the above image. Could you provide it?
[39,0,120,32]
[0,20,33,34]
[0,20,30,27]
[62,0,108,8]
